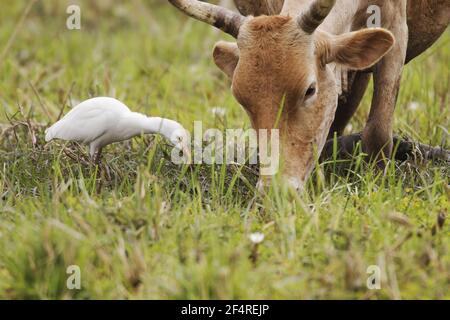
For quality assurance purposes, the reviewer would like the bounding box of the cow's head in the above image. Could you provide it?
[169,0,394,190]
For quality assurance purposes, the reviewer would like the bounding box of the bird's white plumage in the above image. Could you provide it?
[45,97,189,159]
[45,97,130,144]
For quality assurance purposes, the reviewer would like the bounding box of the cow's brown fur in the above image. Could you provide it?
[233,0,284,16]
[214,13,395,188]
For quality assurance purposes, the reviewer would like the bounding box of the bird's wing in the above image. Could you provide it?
[45,98,128,143]
[61,97,130,119]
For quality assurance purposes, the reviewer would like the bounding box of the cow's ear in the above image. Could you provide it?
[317,29,395,70]
[213,41,240,79]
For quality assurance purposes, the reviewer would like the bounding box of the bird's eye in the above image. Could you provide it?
[305,83,317,98]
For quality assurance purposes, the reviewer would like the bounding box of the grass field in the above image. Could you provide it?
[0,1,449,299]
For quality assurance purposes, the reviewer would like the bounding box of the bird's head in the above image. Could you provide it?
[169,126,191,162]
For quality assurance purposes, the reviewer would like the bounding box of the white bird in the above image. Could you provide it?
[45,97,190,163]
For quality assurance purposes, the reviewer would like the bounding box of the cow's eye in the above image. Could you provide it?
[305,83,316,98]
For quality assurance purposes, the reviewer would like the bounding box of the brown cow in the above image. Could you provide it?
[168,0,449,190]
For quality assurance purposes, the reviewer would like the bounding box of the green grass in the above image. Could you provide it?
[0,1,449,299]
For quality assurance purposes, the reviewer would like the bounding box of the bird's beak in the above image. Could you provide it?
[182,144,192,164]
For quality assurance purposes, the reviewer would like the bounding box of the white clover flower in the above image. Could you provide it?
[407,101,423,111]
[210,107,226,117]
[249,232,265,244]
[345,123,353,134]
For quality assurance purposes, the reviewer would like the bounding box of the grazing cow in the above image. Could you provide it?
[168,0,449,190]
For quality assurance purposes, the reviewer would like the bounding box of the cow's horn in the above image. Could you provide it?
[168,0,245,38]
[297,0,336,34]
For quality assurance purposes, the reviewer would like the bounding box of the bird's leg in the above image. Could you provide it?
[92,147,103,194]
[94,147,112,180]
[93,147,103,166]
[104,162,112,181]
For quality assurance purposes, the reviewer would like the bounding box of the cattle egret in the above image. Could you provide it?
[45,97,190,163]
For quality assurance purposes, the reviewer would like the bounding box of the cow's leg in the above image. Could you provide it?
[321,133,450,163]
[328,72,371,139]
[362,1,408,163]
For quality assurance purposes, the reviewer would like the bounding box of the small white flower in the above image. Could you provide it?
[210,107,226,117]
[407,101,423,111]
[249,232,265,244]
[345,123,353,134]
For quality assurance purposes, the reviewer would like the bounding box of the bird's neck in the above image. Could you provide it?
[126,113,178,140]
